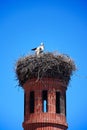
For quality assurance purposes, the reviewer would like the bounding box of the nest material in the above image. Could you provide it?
[15,52,76,86]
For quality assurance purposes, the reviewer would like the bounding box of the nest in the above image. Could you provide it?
[15,52,76,87]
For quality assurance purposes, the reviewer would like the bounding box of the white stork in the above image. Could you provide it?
[31,43,44,56]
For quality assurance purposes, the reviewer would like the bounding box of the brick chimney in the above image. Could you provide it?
[15,52,76,130]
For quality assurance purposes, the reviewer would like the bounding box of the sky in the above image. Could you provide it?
[0,0,87,130]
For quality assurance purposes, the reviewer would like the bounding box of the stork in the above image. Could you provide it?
[31,43,44,56]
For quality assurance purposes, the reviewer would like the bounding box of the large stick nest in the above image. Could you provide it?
[15,52,76,87]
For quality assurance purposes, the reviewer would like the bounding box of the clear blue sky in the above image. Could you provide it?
[0,0,87,130]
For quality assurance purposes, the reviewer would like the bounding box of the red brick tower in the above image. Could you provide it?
[16,53,76,130]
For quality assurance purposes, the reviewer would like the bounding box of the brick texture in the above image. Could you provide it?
[22,78,68,130]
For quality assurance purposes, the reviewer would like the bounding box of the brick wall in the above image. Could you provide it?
[22,78,68,130]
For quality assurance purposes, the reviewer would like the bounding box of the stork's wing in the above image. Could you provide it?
[31,47,37,51]
[38,47,43,53]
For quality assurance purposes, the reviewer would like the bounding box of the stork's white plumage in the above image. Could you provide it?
[31,43,44,56]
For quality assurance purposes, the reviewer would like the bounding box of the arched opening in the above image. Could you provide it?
[24,92,26,116]
[29,91,34,113]
[56,91,60,113]
[42,90,48,112]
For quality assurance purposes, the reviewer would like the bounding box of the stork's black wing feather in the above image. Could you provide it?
[31,47,37,51]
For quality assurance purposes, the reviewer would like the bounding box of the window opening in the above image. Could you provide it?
[56,92,60,113]
[64,92,66,116]
[42,90,48,112]
[24,92,26,116]
[29,91,34,113]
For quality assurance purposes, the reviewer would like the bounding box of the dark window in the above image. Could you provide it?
[64,92,66,116]
[56,92,60,113]
[24,92,26,116]
[29,91,34,113]
[42,90,48,112]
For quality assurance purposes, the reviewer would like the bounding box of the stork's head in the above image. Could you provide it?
[40,42,44,46]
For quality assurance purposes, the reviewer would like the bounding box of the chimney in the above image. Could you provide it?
[15,52,76,130]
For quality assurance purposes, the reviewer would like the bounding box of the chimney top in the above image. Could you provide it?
[15,52,76,87]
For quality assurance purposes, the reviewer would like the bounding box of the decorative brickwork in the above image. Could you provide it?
[22,78,68,130]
